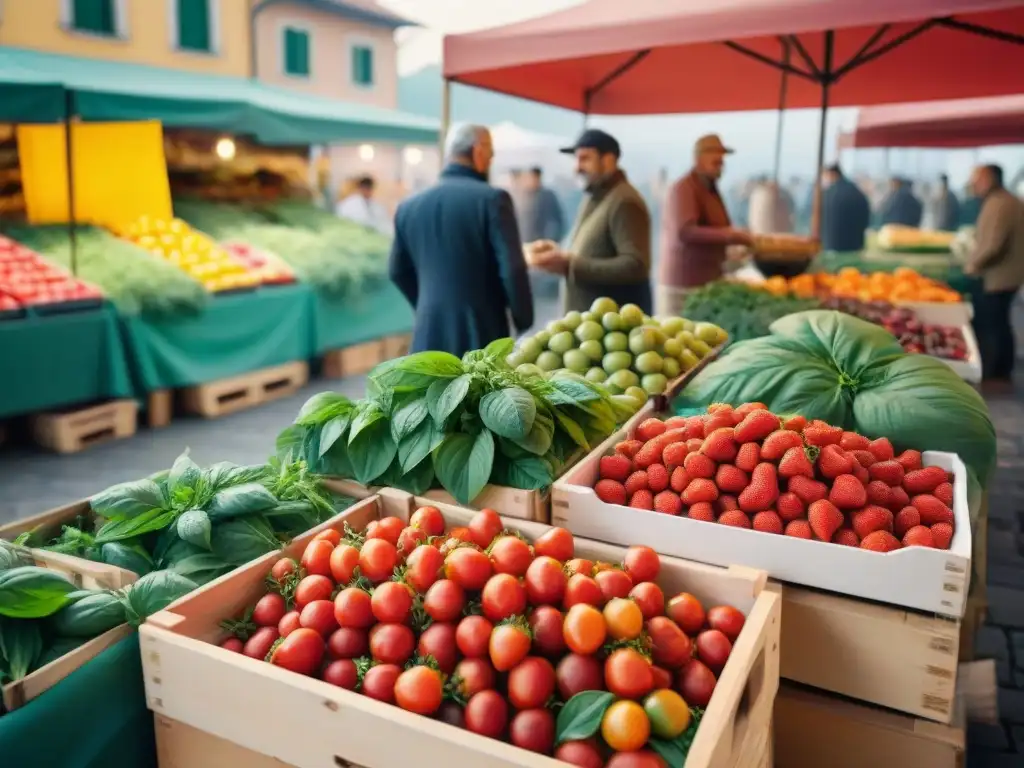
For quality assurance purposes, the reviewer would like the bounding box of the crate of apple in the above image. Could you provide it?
[0,236,104,308]
[216,507,747,766]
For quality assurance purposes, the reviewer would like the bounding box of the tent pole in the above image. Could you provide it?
[772,39,790,184]
[440,78,451,162]
[64,89,78,277]
[810,31,834,241]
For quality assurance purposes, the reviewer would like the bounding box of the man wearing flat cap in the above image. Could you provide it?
[526,129,652,313]
[657,134,753,316]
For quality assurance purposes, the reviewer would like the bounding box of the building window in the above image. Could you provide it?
[176,0,212,53]
[72,0,116,35]
[351,45,374,87]
[283,27,310,77]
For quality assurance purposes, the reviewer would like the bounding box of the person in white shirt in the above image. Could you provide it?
[335,175,393,236]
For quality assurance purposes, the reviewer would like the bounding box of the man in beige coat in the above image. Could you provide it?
[965,163,1024,386]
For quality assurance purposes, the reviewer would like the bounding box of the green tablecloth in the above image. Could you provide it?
[0,304,133,418]
[312,281,413,354]
[0,633,156,768]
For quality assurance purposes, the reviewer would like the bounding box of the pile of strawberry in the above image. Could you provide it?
[594,403,956,552]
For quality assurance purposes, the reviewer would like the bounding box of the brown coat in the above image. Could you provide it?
[968,187,1024,293]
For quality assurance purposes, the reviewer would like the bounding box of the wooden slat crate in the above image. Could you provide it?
[382,332,412,359]
[181,361,308,419]
[30,399,138,454]
[0,499,91,542]
[322,340,385,378]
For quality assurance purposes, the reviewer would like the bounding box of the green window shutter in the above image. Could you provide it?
[352,46,374,86]
[284,28,310,76]
[73,0,116,35]
[177,0,211,52]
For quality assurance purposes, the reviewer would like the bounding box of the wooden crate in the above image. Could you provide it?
[147,389,173,429]
[182,361,308,419]
[30,399,138,454]
[382,333,412,359]
[0,498,92,543]
[141,491,780,768]
[322,340,384,378]
[773,683,965,768]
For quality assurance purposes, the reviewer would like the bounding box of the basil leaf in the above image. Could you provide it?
[176,509,213,550]
[547,376,604,404]
[90,479,166,519]
[392,351,464,378]
[94,507,179,544]
[295,392,353,426]
[433,430,495,505]
[167,451,201,493]
[427,374,471,427]
[0,567,77,619]
[99,543,154,576]
[167,552,234,586]
[479,387,537,440]
[349,403,386,444]
[349,419,398,485]
[206,483,279,521]
[320,437,355,478]
[398,419,443,474]
[553,409,590,451]
[511,412,554,456]
[264,501,320,536]
[483,337,515,361]
[390,397,429,442]
[211,516,281,566]
[395,459,436,496]
[275,424,305,461]
[203,462,269,491]
[119,571,197,626]
[0,617,42,680]
[319,414,351,458]
[493,455,553,491]
[555,691,615,745]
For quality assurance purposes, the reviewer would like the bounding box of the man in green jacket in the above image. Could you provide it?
[526,129,652,313]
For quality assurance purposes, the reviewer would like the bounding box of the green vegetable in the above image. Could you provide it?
[118,571,197,627]
[0,567,77,618]
[99,543,153,576]
[206,483,279,521]
[211,517,282,565]
[48,592,127,638]
[682,281,820,344]
[0,617,43,681]
[166,553,234,586]
[555,691,615,745]
[0,542,33,573]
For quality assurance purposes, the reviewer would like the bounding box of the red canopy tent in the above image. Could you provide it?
[840,96,1024,148]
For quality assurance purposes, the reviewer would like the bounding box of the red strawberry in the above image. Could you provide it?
[633,429,688,469]
[647,464,670,494]
[912,495,954,525]
[778,446,815,478]
[887,485,910,513]
[594,479,627,505]
[903,466,946,495]
[860,531,901,552]
[735,442,761,473]
[760,430,804,461]
[715,465,749,494]
[599,454,632,482]
[704,413,734,434]
[635,418,667,442]
[682,478,719,505]
[901,525,934,548]
[807,499,844,541]
[684,417,706,440]
[670,466,691,493]
[734,410,781,444]
[934,482,954,507]
[629,490,654,510]
[738,463,779,513]
[701,428,738,463]
[865,480,891,507]
[788,476,828,505]
[850,450,877,469]
[716,494,740,513]
[840,432,871,451]
[834,528,860,547]
[782,414,807,432]
[931,522,954,550]
[663,442,690,470]
[850,505,893,539]
[785,520,813,539]
[654,491,683,516]
[867,437,894,462]
[752,510,783,535]
[734,402,768,417]
[708,403,733,415]
[684,452,716,479]
[895,449,923,472]
[853,464,870,485]
[663,416,688,430]
[893,507,921,539]
[776,492,805,522]
[615,439,643,458]
[817,445,854,479]
[803,422,843,446]
[718,510,751,529]
[624,470,649,496]
[686,438,704,453]
[688,502,716,522]
[829,474,868,509]
[869,460,904,486]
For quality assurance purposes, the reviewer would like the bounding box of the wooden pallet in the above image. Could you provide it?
[30,400,138,454]
[147,389,173,429]
[382,332,412,359]
[181,362,308,419]
[322,340,384,378]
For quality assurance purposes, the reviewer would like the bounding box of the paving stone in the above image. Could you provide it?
[978,625,1012,661]
[990,562,1024,589]
[991,586,1024,629]
[999,686,1024,723]
[988,530,1024,565]
[969,722,1011,751]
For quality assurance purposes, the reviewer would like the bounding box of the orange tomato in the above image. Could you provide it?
[563,604,607,655]
[601,700,651,752]
[603,598,643,641]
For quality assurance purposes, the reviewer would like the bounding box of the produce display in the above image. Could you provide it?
[876,224,957,253]
[511,298,727,396]
[819,298,969,360]
[592,404,957,550]
[216,506,746,763]
[0,236,103,309]
[764,267,961,303]
[221,241,295,285]
[681,282,819,343]
[279,339,642,504]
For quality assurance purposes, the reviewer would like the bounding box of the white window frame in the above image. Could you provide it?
[347,35,376,90]
[60,0,130,40]
[279,20,313,79]
[167,0,222,56]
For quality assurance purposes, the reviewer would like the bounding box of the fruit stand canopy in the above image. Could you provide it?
[442,0,1024,114]
[0,47,439,145]
[839,95,1024,148]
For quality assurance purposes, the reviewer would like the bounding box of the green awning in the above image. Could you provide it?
[0,47,438,145]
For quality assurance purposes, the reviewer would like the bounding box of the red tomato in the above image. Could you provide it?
[489,622,532,672]
[369,623,415,665]
[405,545,444,593]
[313,528,342,546]
[295,574,333,609]
[695,629,733,672]
[444,547,492,590]
[269,628,325,675]
[647,616,693,669]
[410,505,445,537]
[468,508,503,549]
[606,648,654,699]
[524,556,567,606]
[366,516,405,545]
[534,527,574,562]
[321,659,359,690]
[564,558,595,577]
[299,599,338,637]
[333,588,374,629]
[463,690,508,738]
[436,701,465,729]
[301,539,335,578]
[219,637,243,653]
[417,622,459,673]
[564,574,604,609]
[605,751,668,768]
[278,610,301,637]
[650,665,674,691]
[481,573,527,622]
[242,626,279,660]
[270,558,299,584]
[359,538,399,583]
[397,526,427,557]
[676,659,717,708]
[629,582,666,620]
[252,593,287,627]
[329,544,360,585]
[362,663,402,703]
[507,656,556,709]
[667,593,707,636]
[452,657,497,699]
[555,653,604,699]
[510,708,555,754]
[554,739,604,768]
[707,605,746,641]
[394,665,443,715]
[371,581,413,624]
[423,579,465,622]
[489,535,533,577]
[327,627,368,659]
[456,615,493,658]
[594,569,633,602]
[439,527,473,555]
[529,605,566,657]
[623,545,660,583]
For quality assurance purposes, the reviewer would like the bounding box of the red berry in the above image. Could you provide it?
[594,479,627,505]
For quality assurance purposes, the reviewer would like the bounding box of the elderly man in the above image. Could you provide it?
[657,135,752,316]
[389,124,534,357]
[965,164,1024,387]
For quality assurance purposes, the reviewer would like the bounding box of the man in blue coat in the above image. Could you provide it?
[820,164,870,252]
[878,177,924,228]
[389,124,534,357]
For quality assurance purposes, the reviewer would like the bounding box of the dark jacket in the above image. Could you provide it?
[516,186,566,243]
[821,176,871,252]
[878,187,924,228]
[389,164,534,357]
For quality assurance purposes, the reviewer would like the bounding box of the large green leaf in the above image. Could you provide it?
[90,479,166,520]
[479,387,537,440]
[348,418,398,485]
[390,397,429,442]
[319,413,351,458]
[94,507,179,544]
[295,392,353,426]
[427,374,471,426]
[398,419,443,473]
[206,484,279,521]
[433,431,495,504]
[511,412,555,456]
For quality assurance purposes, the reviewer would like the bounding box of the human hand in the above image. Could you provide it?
[732,229,755,247]
[533,250,571,275]
[523,239,559,264]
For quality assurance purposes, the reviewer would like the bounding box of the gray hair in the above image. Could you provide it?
[444,123,487,161]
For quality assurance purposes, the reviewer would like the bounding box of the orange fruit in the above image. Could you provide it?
[601,700,651,752]
[604,598,644,641]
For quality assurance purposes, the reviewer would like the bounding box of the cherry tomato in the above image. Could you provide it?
[563,604,606,655]
[706,605,746,641]
[436,701,465,729]
[463,690,508,738]
[606,648,654,699]
[444,547,492,590]
[299,599,338,637]
[525,556,567,606]
[452,657,496,699]
[508,656,556,709]
[629,582,665,620]
[564,558,595,577]
[604,597,644,641]
[301,539,335,578]
[456,615,493,658]
[695,629,733,672]
[362,663,401,703]
[534,527,574,562]
[650,665,674,691]
[595,569,633,602]
[489,535,533,577]
[423,579,465,622]
[270,558,299,584]
[410,505,445,537]
[510,708,555,754]
[321,659,359,690]
[644,689,691,739]
[601,700,650,752]
[329,544,360,585]
[334,587,374,629]
[593,561,616,573]
[647,616,693,669]
[623,545,660,583]
[417,621,459,673]
[489,622,532,672]
[667,592,706,636]
[359,539,399,583]
[242,626,279,660]
[394,665,443,715]
[278,610,301,637]
[554,739,604,768]
[370,623,415,665]
[468,508,503,549]
[397,526,427,557]
[371,581,413,624]
[556,653,605,700]
[676,659,717,708]
[252,593,287,627]
[295,574,333,609]
[529,605,566,657]
[219,637,243,653]
[441,527,474,554]
[606,751,668,768]
[269,627,325,676]
[327,627,368,659]
[313,528,342,546]
[405,545,445,593]
[481,573,527,622]
[366,516,405,545]
[564,574,604,609]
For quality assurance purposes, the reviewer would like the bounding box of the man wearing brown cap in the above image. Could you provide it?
[657,134,753,315]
